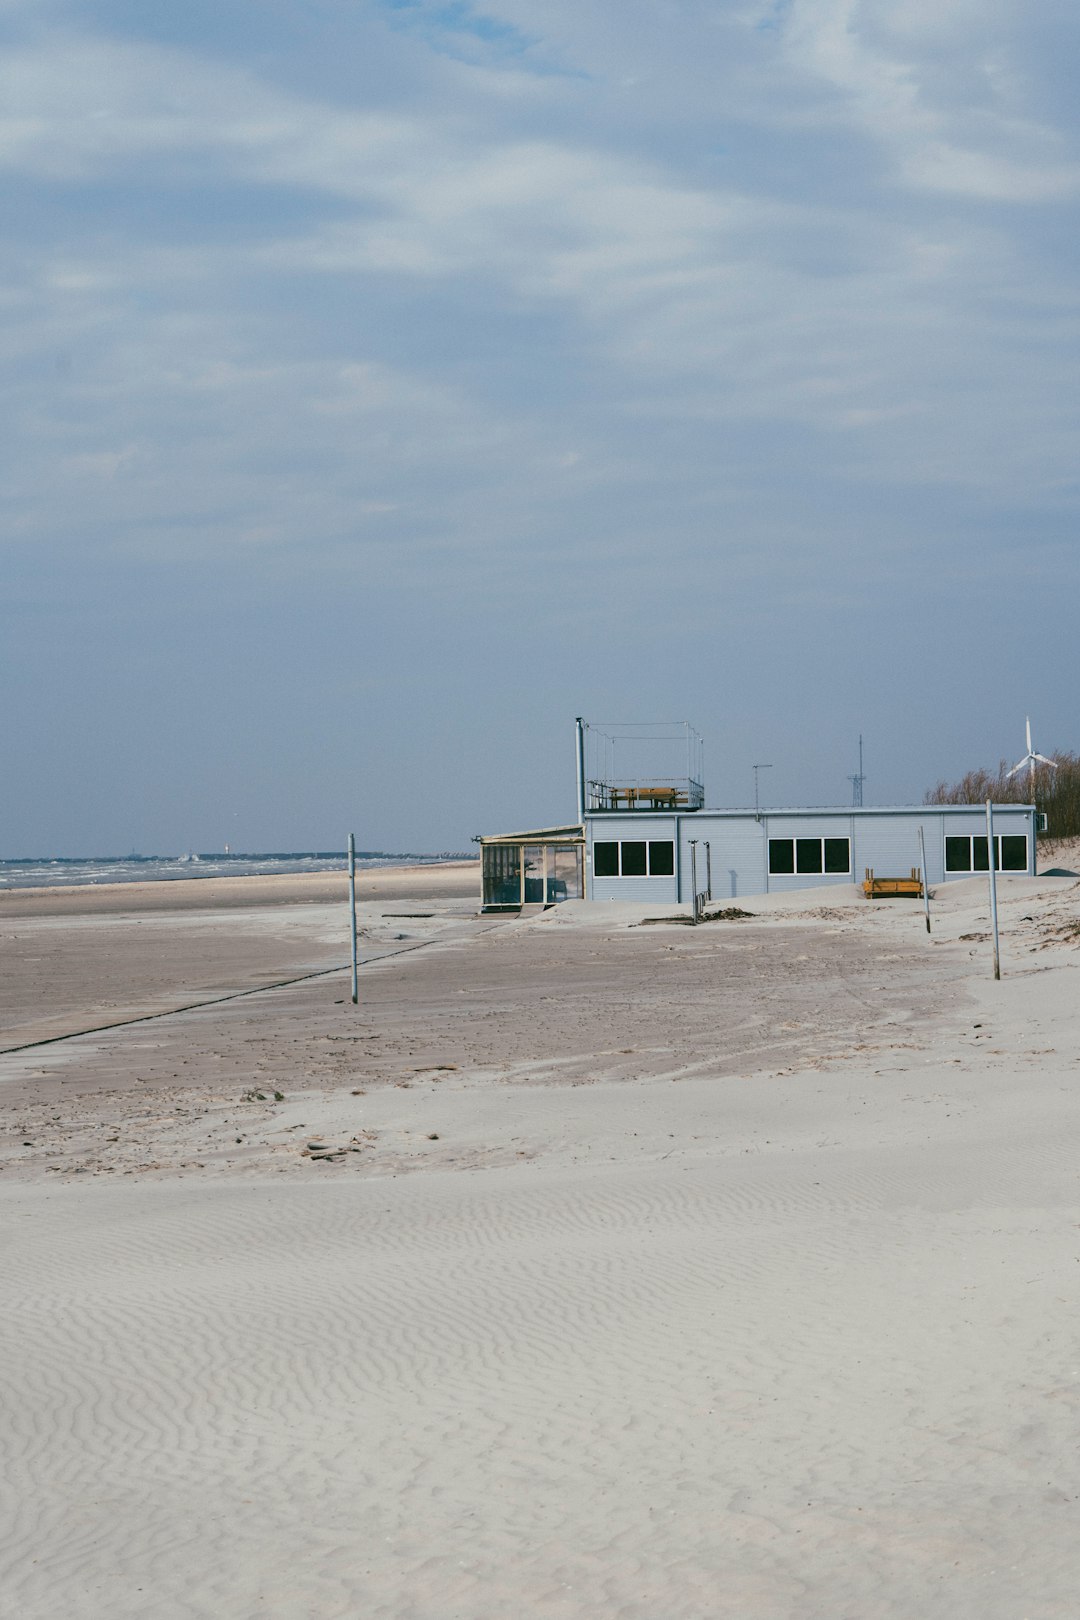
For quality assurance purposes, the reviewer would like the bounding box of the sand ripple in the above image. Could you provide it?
[4,1146,1080,1617]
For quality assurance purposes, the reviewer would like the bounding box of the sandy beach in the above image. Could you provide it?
[3,858,1080,1617]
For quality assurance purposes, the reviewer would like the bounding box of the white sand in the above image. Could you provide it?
[2,868,1080,1617]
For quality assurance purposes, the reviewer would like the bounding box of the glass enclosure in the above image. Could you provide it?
[582,720,705,812]
[482,844,521,907]
[482,839,583,908]
[551,845,583,901]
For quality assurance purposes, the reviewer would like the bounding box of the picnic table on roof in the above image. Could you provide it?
[607,786,688,809]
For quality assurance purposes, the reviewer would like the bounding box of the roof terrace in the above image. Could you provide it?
[582,720,704,813]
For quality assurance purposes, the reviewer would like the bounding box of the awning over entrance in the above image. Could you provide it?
[476,826,585,910]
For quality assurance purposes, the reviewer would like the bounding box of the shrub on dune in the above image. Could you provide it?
[926,751,1080,842]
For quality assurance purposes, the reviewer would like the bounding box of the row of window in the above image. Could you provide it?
[945,835,1027,873]
[593,833,1029,879]
[770,835,1026,875]
[768,838,850,876]
[594,840,674,878]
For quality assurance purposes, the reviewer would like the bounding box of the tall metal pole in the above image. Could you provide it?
[985,800,1001,980]
[705,840,712,903]
[753,763,772,814]
[689,840,699,924]
[348,832,358,1005]
[917,824,931,935]
[575,717,586,822]
[854,738,867,806]
[849,734,866,806]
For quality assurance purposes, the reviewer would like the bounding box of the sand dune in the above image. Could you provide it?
[2,870,1080,1616]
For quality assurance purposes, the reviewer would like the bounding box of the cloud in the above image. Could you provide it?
[772,0,1080,201]
[4,4,1080,558]
[4,2,1080,851]
[0,34,419,182]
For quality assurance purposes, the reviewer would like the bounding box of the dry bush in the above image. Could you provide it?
[925,752,1080,841]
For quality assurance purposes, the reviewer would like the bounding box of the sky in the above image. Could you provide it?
[4,0,1080,855]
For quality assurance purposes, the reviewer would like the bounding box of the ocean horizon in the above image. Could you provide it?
[0,851,477,890]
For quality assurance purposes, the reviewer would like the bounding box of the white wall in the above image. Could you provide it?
[586,808,1035,901]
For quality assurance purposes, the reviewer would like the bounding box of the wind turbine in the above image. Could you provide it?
[1006,717,1057,792]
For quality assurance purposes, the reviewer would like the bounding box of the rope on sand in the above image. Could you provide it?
[0,928,503,1057]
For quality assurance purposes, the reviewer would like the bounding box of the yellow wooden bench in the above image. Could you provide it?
[863,867,924,899]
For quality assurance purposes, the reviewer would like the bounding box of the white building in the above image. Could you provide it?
[478,720,1037,910]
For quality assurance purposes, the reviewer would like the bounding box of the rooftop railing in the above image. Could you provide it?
[587,777,705,812]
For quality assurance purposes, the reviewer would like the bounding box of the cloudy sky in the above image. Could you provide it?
[5,0,1079,855]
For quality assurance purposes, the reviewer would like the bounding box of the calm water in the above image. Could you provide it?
[0,852,473,890]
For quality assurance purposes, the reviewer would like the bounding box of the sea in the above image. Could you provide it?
[0,852,474,891]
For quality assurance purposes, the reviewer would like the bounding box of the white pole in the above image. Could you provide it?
[917,825,931,935]
[348,832,358,1005]
[985,800,1001,980]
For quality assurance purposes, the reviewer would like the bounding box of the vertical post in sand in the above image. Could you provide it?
[917,825,931,934]
[705,840,712,903]
[689,840,699,924]
[348,832,359,1005]
[985,800,1001,980]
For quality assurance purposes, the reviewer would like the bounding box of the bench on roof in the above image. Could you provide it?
[608,786,687,810]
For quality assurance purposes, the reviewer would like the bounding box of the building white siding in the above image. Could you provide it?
[587,818,680,904]
[585,805,1036,903]
[851,812,920,886]
[761,813,856,894]
[685,821,765,901]
[592,877,679,904]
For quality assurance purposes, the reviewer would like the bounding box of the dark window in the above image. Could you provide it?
[824,838,850,874]
[796,838,822,874]
[594,842,619,878]
[946,832,1027,874]
[1000,835,1027,871]
[620,842,648,877]
[596,840,675,879]
[769,839,795,874]
[945,837,970,872]
[771,835,849,877]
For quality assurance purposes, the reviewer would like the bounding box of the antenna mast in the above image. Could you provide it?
[849,734,866,807]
